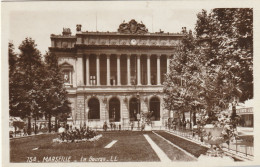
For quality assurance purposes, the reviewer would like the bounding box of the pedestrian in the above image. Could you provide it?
[183,120,186,130]
[23,127,27,136]
[113,123,116,131]
[103,121,107,131]
[131,122,134,131]
[141,122,145,131]
[186,120,190,130]
[119,124,121,131]
[110,122,113,131]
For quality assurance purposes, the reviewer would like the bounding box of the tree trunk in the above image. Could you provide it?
[34,117,37,135]
[55,117,58,132]
[48,113,51,133]
[231,104,237,128]
[193,111,196,125]
[190,110,192,129]
[27,116,31,135]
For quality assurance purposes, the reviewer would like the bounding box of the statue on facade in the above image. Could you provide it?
[76,24,82,32]
[118,19,148,34]
[118,21,130,33]
[62,28,71,36]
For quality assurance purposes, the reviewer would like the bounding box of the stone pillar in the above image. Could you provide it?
[107,54,110,86]
[76,54,83,86]
[147,54,151,85]
[86,55,90,85]
[117,54,121,85]
[76,94,85,125]
[157,54,161,85]
[137,54,141,85]
[166,54,170,74]
[127,54,131,85]
[96,54,100,86]
[70,71,72,85]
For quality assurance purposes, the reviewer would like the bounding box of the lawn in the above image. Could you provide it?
[10,131,160,162]
[154,131,208,158]
[148,133,195,161]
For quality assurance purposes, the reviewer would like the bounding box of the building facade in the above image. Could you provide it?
[49,20,184,128]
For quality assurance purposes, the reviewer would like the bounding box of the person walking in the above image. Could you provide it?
[103,121,108,131]
[131,122,134,131]
[110,122,113,131]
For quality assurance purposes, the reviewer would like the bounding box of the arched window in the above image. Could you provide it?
[129,97,140,121]
[149,97,160,121]
[60,62,73,86]
[109,98,120,122]
[88,98,100,119]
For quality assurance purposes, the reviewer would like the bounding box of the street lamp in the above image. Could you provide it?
[102,95,107,122]
[137,92,140,130]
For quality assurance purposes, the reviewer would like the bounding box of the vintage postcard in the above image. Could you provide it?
[1,1,260,167]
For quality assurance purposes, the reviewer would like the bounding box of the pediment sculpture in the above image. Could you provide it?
[118,19,148,34]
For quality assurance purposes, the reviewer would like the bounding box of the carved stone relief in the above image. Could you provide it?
[118,19,148,34]
[150,40,157,45]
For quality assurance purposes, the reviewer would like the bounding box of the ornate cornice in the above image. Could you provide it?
[74,44,176,50]
[49,47,76,52]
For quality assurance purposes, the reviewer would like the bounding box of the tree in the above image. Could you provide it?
[10,38,45,135]
[9,42,19,117]
[43,52,71,132]
[204,8,253,123]
[194,8,253,124]
[164,8,253,126]
[163,30,202,123]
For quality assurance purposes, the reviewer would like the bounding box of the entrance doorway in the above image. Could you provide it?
[109,98,120,122]
[149,97,160,121]
[88,98,100,119]
[129,97,140,121]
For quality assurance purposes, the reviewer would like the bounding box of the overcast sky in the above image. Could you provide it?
[3,1,215,54]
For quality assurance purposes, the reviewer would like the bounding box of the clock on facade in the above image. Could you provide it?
[130,39,137,45]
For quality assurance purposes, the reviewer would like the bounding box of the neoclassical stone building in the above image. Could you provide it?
[49,20,184,128]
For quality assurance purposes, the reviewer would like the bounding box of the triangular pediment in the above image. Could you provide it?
[60,61,73,67]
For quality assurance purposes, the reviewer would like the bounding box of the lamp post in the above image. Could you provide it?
[102,95,107,122]
[137,92,140,130]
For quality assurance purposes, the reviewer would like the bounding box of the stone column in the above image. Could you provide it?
[166,54,170,74]
[76,54,83,86]
[96,54,100,86]
[70,71,72,85]
[107,54,110,86]
[76,95,85,125]
[117,54,121,85]
[127,54,131,85]
[86,55,90,85]
[137,54,141,85]
[157,54,161,85]
[147,54,151,85]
